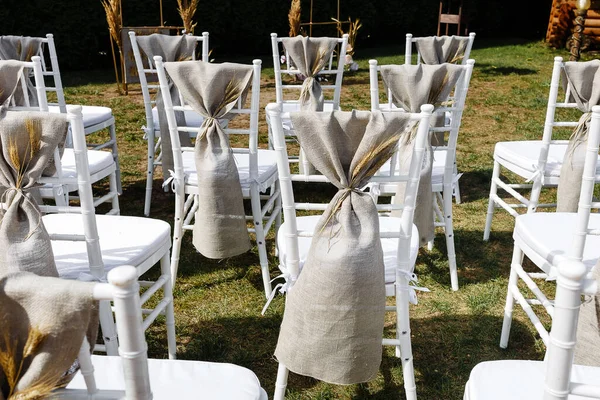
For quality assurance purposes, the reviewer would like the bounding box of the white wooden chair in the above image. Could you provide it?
[270,33,348,115]
[4,56,120,215]
[266,103,434,400]
[499,105,600,350]
[154,56,281,297]
[369,58,475,291]
[483,56,600,240]
[39,106,176,358]
[404,32,476,66]
[465,264,599,398]
[129,31,209,216]
[6,265,265,399]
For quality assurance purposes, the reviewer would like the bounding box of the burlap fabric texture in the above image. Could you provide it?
[164,60,254,259]
[380,63,463,245]
[275,110,417,384]
[556,60,600,212]
[413,35,470,65]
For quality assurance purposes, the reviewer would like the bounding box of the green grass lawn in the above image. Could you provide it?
[63,39,589,399]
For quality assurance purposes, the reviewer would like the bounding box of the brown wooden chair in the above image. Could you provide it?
[438,0,469,36]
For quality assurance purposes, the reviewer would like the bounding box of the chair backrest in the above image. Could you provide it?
[369,58,475,191]
[153,56,261,190]
[404,32,475,65]
[265,103,433,279]
[5,56,49,111]
[128,31,209,138]
[270,33,348,109]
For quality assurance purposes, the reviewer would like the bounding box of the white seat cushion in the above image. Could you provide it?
[60,148,114,176]
[152,106,205,128]
[277,215,419,294]
[464,360,599,399]
[49,105,114,129]
[513,212,600,278]
[67,355,267,400]
[494,140,600,181]
[183,149,278,190]
[43,214,171,279]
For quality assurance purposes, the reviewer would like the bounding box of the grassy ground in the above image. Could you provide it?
[63,39,587,399]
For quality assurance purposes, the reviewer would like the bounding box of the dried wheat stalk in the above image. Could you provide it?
[177,0,199,35]
[289,0,302,37]
[101,0,124,94]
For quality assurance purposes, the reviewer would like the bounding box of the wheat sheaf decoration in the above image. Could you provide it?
[8,119,42,190]
[0,325,64,399]
[101,0,124,94]
[177,0,199,35]
[288,0,302,37]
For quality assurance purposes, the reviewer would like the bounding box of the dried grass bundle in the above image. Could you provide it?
[177,0,199,35]
[101,0,124,94]
[15,42,36,62]
[0,325,63,400]
[199,77,248,139]
[332,17,362,56]
[288,0,302,37]
[7,118,42,189]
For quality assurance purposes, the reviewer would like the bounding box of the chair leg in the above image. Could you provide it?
[442,185,459,291]
[527,176,544,214]
[250,185,272,299]
[144,137,155,217]
[500,244,523,349]
[483,160,500,241]
[453,164,462,204]
[160,252,177,360]
[170,191,186,285]
[109,123,122,194]
[397,278,417,400]
[98,300,119,356]
[273,363,289,400]
[109,170,120,215]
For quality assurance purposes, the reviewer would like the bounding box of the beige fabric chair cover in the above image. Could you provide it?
[0,36,44,108]
[0,61,26,116]
[556,60,600,212]
[137,34,197,177]
[0,272,95,399]
[280,36,338,111]
[275,110,416,384]
[380,63,463,245]
[164,60,253,259]
[0,111,68,277]
[414,36,470,65]
[574,262,600,367]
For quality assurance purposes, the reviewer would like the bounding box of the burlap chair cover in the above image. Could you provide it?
[414,35,470,65]
[274,110,416,384]
[0,36,44,108]
[281,36,338,111]
[0,111,68,277]
[0,61,26,116]
[574,261,600,367]
[0,272,95,399]
[137,34,198,177]
[380,63,463,245]
[164,60,253,259]
[556,60,600,212]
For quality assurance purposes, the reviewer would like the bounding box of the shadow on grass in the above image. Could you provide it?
[476,62,538,77]
[455,169,493,203]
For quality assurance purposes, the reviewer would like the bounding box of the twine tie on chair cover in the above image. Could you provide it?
[280,36,338,111]
[0,112,68,278]
[414,36,470,65]
[0,272,96,398]
[137,34,198,177]
[0,36,44,108]
[380,63,463,245]
[557,60,600,212]
[164,60,254,259]
[274,110,416,385]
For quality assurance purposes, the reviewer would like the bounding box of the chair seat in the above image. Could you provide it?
[183,149,278,191]
[66,355,267,400]
[277,215,420,296]
[43,214,171,279]
[49,105,114,129]
[513,212,600,279]
[464,360,599,399]
[376,148,455,188]
[152,106,205,128]
[494,140,600,182]
[61,148,115,176]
